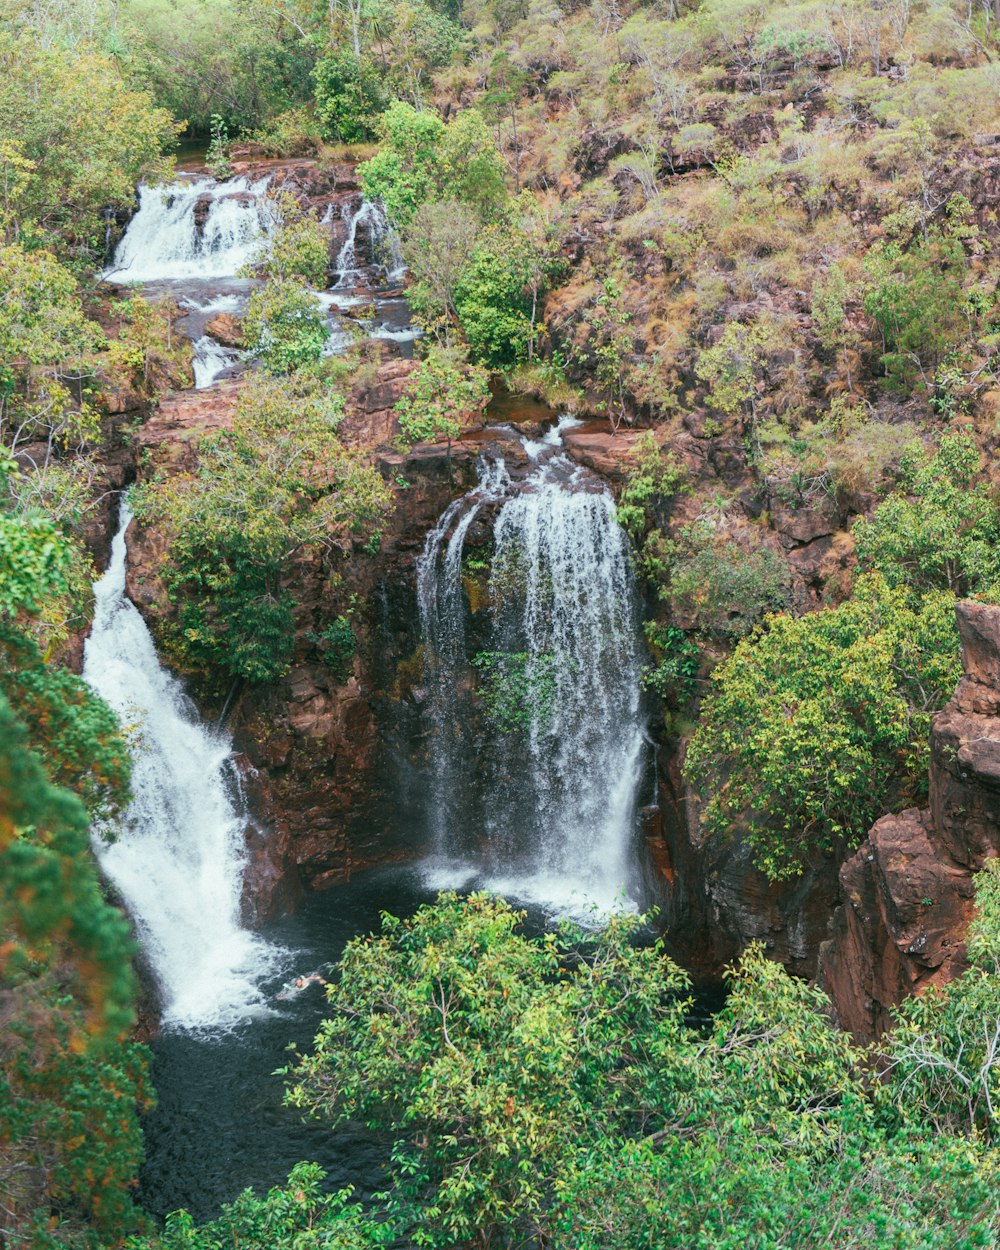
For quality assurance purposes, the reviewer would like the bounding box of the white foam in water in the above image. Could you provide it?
[417,422,644,920]
[84,500,287,1030]
[105,177,275,283]
[192,334,239,388]
[180,293,244,314]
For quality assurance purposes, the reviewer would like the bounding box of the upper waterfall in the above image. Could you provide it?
[417,418,646,916]
[104,176,275,283]
[84,499,286,1030]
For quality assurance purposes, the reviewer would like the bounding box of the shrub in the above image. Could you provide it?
[685,573,961,879]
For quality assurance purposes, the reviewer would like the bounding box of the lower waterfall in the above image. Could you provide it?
[417,419,646,916]
[84,500,285,1030]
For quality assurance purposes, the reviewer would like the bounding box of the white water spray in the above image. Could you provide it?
[417,422,645,916]
[84,500,285,1029]
[334,199,404,288]
[105,177,274,283]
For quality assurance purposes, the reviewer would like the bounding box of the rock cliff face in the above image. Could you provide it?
[646,746,840,980]
[820,602,1000,1040]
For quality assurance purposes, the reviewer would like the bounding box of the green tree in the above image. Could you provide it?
[685,573,962,879]
[394,345,491,449]
[286,894,694,1249]
[124,1162,381,1250]
[243,280,329,375]
[313,51,391,143]
[853,433,1000,597]
[360,103,506,231]
[133,373,392,685]
[864,225,968,389]
[0,28,176,257]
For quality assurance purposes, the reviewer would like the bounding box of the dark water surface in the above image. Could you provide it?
[138,864,439,1223]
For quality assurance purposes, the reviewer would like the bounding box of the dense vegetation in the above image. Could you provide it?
[7,0,1000,1244]
[132,882,1000,1249]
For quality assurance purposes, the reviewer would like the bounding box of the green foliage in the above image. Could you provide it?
[473,650,559,734]
[642,622,700,708]
[245,195,330,287]
[864,222,969,388]
[667,522,792,641]
[205,114,233,180]
[885,860,1000,1144]
[282,893,1000,1249]
[0,520,145,1247]
[453,222,535,367]
[579,278,634,429]
[133,373,391,685]
[685,574,962,879]
[360,103,506,231]
[0,26,176,257]
[315,613,358,683]
[0,242,104,455]
[853,433,1000,597]
[616,433,687,542]
[314,52,390,143]
[126,1162,381,1250]
[394,345,491,446]
[286,894,693,1249]
[243,280,328,375]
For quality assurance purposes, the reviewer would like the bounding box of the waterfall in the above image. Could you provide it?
[192,335,238,388]
[104,176,274,283]
[334,198,404,288]
[417,421,646,915]
[84,500,285,1030]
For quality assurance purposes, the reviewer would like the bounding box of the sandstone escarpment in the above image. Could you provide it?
[820,601,1000,1040]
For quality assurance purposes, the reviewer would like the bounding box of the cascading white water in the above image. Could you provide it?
[334,198,404,288]
[84,500,285,1029]
[104,176,274,283]
[192,335,238,388]
[418,420,646,915]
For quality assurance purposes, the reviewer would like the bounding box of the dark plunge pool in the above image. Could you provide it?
[137,864,440,1223]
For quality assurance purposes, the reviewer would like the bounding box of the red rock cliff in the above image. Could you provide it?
[820,601,1000,1040]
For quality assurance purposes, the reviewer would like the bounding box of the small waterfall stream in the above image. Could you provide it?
[84,501,285,1030]
[418,419,646,915]
[104,177,275,283]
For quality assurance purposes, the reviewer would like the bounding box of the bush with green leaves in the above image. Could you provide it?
[360,103,507,231]
[0,494,147,1249]
[313,52,390,143]
[394,345,491,448]
[685,573,961,880]
[285,894,694,1249]
[864,220,969,389]
[275,890,1000,1250]
[125,1162,381,1250]
[853,432,1000,597]
[242,279,328,375]
[132,373,392,686]
[666,522,792,641]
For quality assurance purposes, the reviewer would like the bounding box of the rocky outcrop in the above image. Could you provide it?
[820,601,1000,1040]
[648,746,841,980]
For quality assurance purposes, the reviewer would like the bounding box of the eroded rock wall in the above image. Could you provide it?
[820,601,1000,1040]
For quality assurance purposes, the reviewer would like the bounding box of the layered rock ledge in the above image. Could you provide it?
[821,601,1000,1040]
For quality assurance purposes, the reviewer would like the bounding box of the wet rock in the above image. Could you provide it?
[205,312,245,349]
